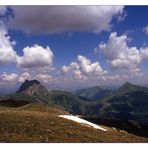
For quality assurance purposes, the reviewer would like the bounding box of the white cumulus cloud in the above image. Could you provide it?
[17,44,54,69]
[62,55,107,81]
[140,47,148,60]
[0,22,17,64]
[98,32,142,72]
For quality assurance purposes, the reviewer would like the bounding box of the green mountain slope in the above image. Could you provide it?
[74,86,112,101]
[47,90,88,115]
[97,82,148,125]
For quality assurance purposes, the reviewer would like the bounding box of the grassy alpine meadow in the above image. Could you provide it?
[0,103,147,143]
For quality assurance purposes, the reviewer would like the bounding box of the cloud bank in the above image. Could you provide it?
[8,6,124,34]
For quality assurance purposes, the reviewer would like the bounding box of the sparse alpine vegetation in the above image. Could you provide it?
[0,102,147,142]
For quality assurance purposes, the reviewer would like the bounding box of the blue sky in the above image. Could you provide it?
[0,6,148,92]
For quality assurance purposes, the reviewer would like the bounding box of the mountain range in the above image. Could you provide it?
[97,82,148,123]
[0,79,148,138]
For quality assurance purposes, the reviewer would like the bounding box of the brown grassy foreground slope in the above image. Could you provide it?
[0,102,148,143]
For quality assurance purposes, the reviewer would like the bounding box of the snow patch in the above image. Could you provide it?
[58,115,107,131]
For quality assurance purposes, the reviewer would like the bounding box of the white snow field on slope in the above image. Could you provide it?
[58,115,107,131]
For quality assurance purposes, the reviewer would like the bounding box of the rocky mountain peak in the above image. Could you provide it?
[16,79,40,93]
[122,81,133,87]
